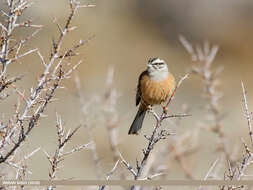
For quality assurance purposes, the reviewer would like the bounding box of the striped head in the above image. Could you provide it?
[147,57,169,81]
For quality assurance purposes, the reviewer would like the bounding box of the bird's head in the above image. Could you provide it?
[147,57,169,81]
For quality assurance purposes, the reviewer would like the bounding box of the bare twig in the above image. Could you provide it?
[180,35,232,164]
[165,74,189,108]
[198,158,219,190]
[163,114,191,119]
[74,74,103,179]
[99,160,120,190]
[46,114,91,190]
[0,0,39,84]
[0,75,23,93]
[241,81,253,148]
[103,67,121,163]
[219,83,253,190]
[129,74,189,190]
[0,0,89,170]
[139,172,165,180]
[119,152,137,178]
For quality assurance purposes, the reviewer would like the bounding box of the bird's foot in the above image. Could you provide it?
[147,105,152,112]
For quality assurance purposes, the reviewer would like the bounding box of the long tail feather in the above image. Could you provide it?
[128,109,146,135]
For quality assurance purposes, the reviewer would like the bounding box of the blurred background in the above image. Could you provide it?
[2,0,253,189]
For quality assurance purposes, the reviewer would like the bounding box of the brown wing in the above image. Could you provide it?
[136,70,148,106]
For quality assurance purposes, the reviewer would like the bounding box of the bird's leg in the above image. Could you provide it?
[141,99,152,112]
[146,105,154,115]
[161,103,168,114]
[147,105,152,111]
[146,105,160,122]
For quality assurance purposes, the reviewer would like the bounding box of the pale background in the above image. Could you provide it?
[1,0,253,189]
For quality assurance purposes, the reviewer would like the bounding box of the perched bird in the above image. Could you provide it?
[128,57,176,135]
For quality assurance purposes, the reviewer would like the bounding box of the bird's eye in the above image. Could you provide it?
[158,62,163,65]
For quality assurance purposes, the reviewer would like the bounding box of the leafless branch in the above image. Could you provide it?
[0,0,39,87]
[46,113,91,190]
[103,67,121,163]
[129,74,189,190]
[180,35,232,164]
[74,73,103,179]
[0,0,89,168]
[119,152,137,177]
[241,81,253,148]
[99,160,120,190]
[198,158,219,190]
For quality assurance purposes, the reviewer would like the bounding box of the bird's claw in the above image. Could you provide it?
[147,105,152,111]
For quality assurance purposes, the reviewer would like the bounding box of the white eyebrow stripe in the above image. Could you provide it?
[151,58,165,64]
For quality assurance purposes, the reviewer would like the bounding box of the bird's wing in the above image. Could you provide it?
[136,70,148,106]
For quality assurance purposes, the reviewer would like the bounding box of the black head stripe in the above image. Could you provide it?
[148,57,158,64]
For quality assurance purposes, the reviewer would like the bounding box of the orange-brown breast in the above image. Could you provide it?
[140,73,175,106]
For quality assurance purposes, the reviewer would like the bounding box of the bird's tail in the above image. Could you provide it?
[128,108,146,135]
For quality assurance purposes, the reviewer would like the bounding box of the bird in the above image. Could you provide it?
[128,57,176,135]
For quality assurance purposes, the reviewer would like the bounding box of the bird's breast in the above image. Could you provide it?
[140,73,175,105]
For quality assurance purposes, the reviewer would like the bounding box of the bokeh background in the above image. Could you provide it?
[2,0,253,189]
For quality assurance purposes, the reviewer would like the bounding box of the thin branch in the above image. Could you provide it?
[165,74,189,108]
[163,114,191,119]
[241,81,253,148]
[130,74,189,190]
[99,160,120,190]
[119,152,137,177]
[139,172,165,180]
[198,158,219,190]
[61,142,92,157]
[46,114,91,190]
[0,0,87,165]
[180,36,232,164]
[74,73,103,179]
